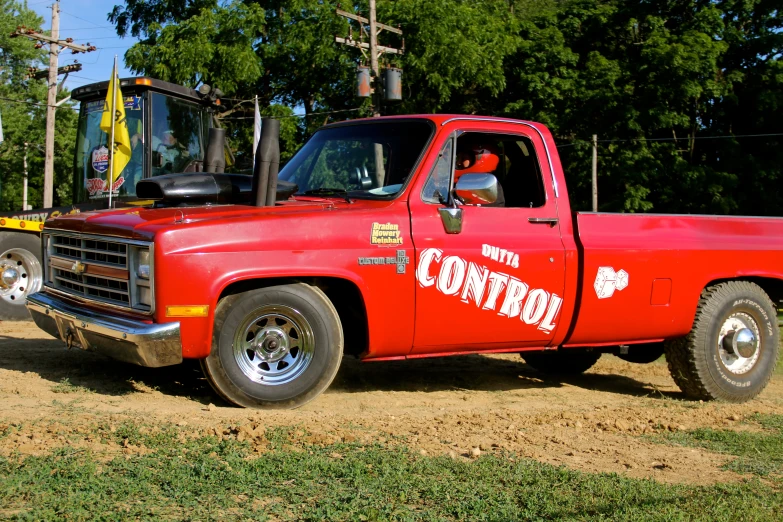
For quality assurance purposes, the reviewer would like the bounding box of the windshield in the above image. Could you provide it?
[279,121,433,198]
[72,92,211,204]
[73,95,144,202]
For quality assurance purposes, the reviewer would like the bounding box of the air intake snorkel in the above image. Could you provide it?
[252,118,281,207]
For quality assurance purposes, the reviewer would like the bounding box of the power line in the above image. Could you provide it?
[67,74,103,82]
[220,107,363,120]
[57,25,116,30]
[59,10,107,28]
[557,132,783,148]
[0,95,79,111]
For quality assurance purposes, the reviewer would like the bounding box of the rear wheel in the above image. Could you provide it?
[664,281,779,402]
[0,232,43,320]
[521,350,601,375]
[201,283,343,409]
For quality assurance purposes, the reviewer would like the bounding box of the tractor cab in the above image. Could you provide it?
[70,77,227,207]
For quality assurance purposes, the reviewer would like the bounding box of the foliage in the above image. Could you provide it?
[1,421,782,519]
[2,1,782,214]
[0,0,77,211]
[659,413,783,477]
[105,0,783,216]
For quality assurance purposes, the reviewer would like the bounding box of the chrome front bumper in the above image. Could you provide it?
[26,292,182,368]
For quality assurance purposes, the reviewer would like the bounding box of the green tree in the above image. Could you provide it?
[0,0,77,211]
[107,0,783,216]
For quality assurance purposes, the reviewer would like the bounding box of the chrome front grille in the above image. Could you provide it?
[44,232,149,311]
[52,235,128,268]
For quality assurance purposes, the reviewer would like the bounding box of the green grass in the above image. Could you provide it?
[51,378,94,394]
[0,423,781,521]
[659,414,783,477]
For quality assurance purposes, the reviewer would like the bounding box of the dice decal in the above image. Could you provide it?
[594,267,629,299]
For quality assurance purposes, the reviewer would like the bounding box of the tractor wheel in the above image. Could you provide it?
[0,232,43,320]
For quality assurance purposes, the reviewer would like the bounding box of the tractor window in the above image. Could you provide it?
[150,93,207,176]
[73,94,145,203]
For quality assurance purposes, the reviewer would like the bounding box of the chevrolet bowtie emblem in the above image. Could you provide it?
[71,261,86,275]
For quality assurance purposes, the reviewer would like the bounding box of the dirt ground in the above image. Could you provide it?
[1,321,782,486]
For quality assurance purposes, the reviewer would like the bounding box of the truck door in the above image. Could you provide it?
[409,126,566,354]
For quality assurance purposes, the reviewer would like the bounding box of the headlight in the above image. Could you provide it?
[137,249,150,279]
[132,247,152,310]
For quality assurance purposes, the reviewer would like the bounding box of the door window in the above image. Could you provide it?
[421,132,546,208]
[421,138,453,203]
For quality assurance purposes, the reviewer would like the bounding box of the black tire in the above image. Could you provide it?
[664,281,779,402]
[0,231,43,320]
[521,350,601,375]
[616,342,665,364]
[201,283,343,409]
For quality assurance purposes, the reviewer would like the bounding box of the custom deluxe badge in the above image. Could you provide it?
[370,222,403,246]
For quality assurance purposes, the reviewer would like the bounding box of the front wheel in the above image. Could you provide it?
[664,281,779,402]
[201,283,344,409]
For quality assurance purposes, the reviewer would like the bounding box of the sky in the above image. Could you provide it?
[29,0,136,90]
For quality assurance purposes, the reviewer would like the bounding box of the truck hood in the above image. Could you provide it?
[44,199,342,241]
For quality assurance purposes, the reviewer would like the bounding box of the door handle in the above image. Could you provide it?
[528,217,559,226]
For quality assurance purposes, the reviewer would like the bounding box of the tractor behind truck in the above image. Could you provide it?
[0,77,226,319]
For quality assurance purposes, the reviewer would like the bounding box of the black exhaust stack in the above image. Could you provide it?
[204,128,226,173]
[252,118,280,207]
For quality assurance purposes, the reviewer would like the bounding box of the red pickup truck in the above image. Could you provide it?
[27,115,782,409]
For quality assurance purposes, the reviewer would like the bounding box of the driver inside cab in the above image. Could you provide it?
[455,140,505,207]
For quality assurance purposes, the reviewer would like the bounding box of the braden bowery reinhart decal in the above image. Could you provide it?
[370,222,403,246]
[416,248,563,334]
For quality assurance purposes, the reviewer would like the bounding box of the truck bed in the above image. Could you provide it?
[564,212,783,346]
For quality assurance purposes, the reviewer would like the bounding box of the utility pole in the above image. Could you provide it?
[336,3,403,186]
[23,142,28,211]
[592,134,598,212]
[43,2,59,209]
[335,3,403,117]
[10,1,95,208]
[368,0,381,117]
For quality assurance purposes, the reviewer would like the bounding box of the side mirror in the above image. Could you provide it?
[455,173,498,205]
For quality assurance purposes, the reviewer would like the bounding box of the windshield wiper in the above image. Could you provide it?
[301,188,353,204]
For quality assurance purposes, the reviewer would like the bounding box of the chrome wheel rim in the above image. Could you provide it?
[718,312,761,375]
[0,248,42,305]
[233,305,315,385]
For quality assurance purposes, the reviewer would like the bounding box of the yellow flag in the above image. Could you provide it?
[99,66,131,187]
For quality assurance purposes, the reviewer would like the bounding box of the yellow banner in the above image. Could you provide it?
[99,67,131,185]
